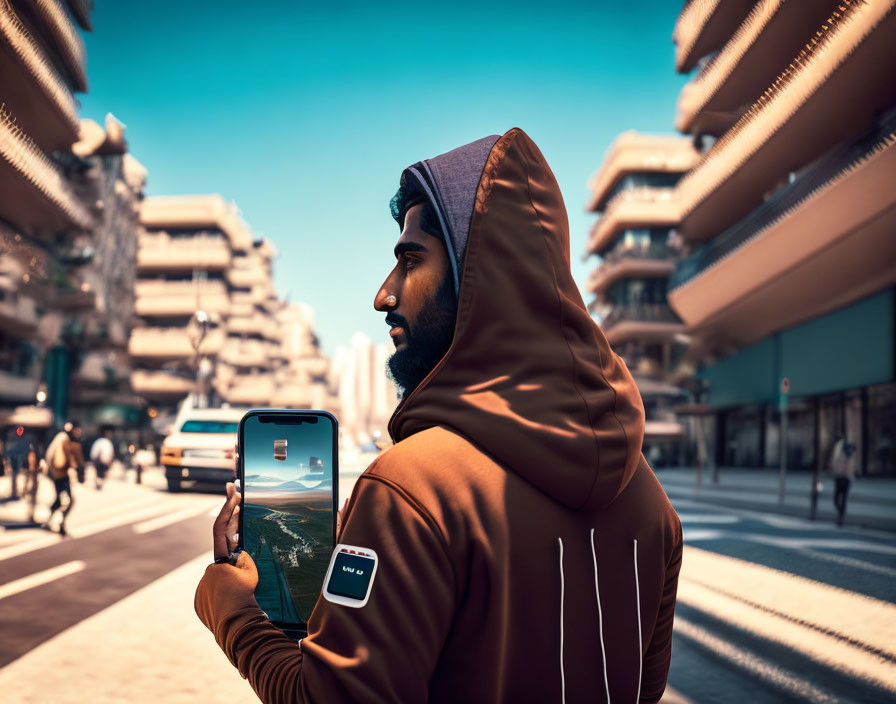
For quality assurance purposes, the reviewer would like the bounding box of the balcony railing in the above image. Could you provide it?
[31,0,88,90]
[137,232,231,271]
[586,188,679,256]
[673,0,756,73]
[674,0,894,241]
[135,279,230,316]
[671,106,896,292]
[0,368,39,402]
[601,241,677,266]
[675,0,843,136]
[601,303,682,329]
[219,338,268,368]
[0,105,93,229]
[129,327,225,359]
[0,0,80,146]
[0,291,38,332]
[131,368,195,397]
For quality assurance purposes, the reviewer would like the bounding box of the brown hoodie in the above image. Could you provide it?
[196,128,683,703]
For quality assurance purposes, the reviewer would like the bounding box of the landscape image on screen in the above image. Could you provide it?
[241,414,334,626]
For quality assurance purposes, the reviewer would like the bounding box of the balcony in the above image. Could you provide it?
[73,350,128,387]
[673,0,756,73]
[668,107,896,348]
[219,338,268,368]
[226,258,266,288]
[137,232,231,272]
[0,369,39,402]
[52,284,95,311]
[140,195,253,251]
[0,1,80,150]
[0,291,38,334]
[227,311,268,336]
[129,326,225,360]
[229,295,255,318]
[66,0,91,30]
[220,374,275,406]
[586,132,699,212]
[675,0,896,242]
[597,304,685,347]
[676,0,842,136]
[28,0,88,91]
[130,369,196,398]
[135,279,230,317]
[585,189,679,257]
[587,248,676,297]
[0,105,93,230]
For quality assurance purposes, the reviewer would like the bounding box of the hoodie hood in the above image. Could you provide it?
[388,128,645,511]
[393,135,501,295]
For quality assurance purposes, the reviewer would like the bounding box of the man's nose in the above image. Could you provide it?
[374,287,397,312]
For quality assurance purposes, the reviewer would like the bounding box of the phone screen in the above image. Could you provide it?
[239,411,337,632]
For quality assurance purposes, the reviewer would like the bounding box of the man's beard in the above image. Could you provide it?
[386,277,457,398]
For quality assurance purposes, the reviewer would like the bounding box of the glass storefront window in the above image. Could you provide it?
[867,382,896,475]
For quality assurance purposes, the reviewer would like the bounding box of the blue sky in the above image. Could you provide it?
[77,1,689,355]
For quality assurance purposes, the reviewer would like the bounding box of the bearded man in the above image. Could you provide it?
[196,128,683,703]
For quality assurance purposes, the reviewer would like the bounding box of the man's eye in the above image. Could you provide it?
[403,257,418,270]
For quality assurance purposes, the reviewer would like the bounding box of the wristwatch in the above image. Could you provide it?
[214,549,242,566]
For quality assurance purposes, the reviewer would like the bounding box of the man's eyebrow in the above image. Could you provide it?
[394,241,429,258]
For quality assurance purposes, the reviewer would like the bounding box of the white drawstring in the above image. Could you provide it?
[634,538,643,704]
[558,537,566,704]
[590,529,611,704]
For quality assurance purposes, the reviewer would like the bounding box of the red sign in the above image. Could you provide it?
[782,378,790,394]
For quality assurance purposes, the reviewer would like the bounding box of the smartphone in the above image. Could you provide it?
[237,409,338,639]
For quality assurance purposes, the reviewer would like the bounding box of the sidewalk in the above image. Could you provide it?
[658,467,896,533]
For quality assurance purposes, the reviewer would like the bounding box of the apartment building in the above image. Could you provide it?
[332,332,397,449]
[584,132,700,467]
[271,303,336,412]
[130,195,336,426]
[0,0,145,430]
[667,0,896,474]
[130,194,250,420]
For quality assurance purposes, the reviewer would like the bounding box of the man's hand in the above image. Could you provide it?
[195,482,259,644]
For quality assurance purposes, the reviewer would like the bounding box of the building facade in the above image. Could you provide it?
[332,332,398,450]
[0,0,145,433]
[130,195,335,431]
[667,0,896,474]
[584,132,700,467]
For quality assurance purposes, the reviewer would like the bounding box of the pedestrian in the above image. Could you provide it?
[23,441,39,523]
[43,422,84,537]
[4,427,30,500]
[829,434,856,527]
[89,425,115,491]
[196,129,683,703]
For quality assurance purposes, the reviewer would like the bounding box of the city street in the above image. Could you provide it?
[1,463,894,703]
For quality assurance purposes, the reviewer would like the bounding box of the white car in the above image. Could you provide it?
[160,408,246,492]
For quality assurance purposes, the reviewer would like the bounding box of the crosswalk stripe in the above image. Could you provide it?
[676,513,740,524]
[0,501,204,562]
[0,560,87,601]
[133,503,220,534]
[674,616,838,703]
[678,577,896,693]
[798,547,896,578]
[683,545,896,658]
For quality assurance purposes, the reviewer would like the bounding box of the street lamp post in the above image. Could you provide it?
[778,377,790,504]
[188,309,210,409]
